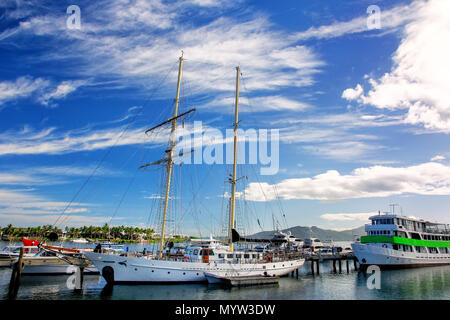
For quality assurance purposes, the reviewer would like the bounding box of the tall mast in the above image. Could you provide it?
[159,53,184,258]
[229,66,240,252]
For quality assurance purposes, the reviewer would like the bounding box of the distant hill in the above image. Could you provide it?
[247,225,365,241]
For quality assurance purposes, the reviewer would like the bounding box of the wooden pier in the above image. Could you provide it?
[306,253,358,275]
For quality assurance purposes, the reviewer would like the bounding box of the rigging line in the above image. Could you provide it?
[241,73,289,228]
[107,137,154,230]
[53,61,179,228]
[177,163,216,229]
[58,146,144,227]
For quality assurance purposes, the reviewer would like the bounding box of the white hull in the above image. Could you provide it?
[352,243,450,267]
[84,252,304,283]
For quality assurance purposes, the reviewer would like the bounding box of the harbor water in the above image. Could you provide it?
[2,241,450,300]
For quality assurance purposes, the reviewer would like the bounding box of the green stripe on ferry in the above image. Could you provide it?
[360,235,450,248]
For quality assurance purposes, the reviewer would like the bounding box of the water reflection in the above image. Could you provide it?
[1,240,450,300]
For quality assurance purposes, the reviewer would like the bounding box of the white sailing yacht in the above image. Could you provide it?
[83,54,305,283]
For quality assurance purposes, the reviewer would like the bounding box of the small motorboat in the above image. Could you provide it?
[71,238,89,244]
[0,246,40,267]
[204,272,279,287]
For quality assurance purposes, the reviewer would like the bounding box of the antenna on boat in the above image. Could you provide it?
[228,66,240,252]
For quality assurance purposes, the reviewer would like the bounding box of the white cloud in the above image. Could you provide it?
[431,155,445,161]
[342,0,450,132]
[292,2,419,41]
[320,212,377,222]
[0,76,49,104]
[38,80,86,106]
[243,161,450,201]
[200,94,311,113]
[0,125,149,156]
[0,188,88,217]
[0,165,120,186]
[342,84,364,101]
[0,1,325,110]
[0,76,86,107]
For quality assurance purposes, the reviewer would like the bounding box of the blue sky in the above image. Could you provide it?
[0,0,449,237]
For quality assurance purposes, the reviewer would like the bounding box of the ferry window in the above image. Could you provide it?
[410,233,421,240]
[209,250,214,256]
[227,254,233,259]
[252,254,258,258]
[393,244,398,250]
[193,249,198,255]
[244,254,250,259]
[218,254,224,258]
[236,254,242,259]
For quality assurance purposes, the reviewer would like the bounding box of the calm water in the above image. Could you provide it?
[2,241,450,300]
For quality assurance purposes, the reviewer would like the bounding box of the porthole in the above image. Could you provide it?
[135,268,138,271]
[168,272,170,274]
[152,270,154,272]
[183,272,186,275]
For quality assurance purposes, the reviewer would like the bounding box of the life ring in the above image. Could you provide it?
[266,256,272,263]
[182,256,190,262]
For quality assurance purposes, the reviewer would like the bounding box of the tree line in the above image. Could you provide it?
[0,224,156,241]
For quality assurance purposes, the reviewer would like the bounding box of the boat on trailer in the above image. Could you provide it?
[83,54,305,284]
[352,213,450,268]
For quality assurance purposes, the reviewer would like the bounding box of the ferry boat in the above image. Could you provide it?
[83,54,305,283]
[352,213,450,268]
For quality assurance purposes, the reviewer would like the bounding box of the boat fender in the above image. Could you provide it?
[102,266,114,284]
[182,256,190,262]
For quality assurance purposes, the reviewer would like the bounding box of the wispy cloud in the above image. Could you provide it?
[0,0,325,110]
[292,1,419,41]
[0,76,49,105]
[0,76,86,107]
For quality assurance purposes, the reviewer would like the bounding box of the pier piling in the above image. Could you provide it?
[353,258,358,271]
[338,259,342,273]
[75,267,84,291]
[346,260,349,273]
[8,247,24,299]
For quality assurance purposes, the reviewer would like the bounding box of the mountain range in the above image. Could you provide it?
[248,225,365,241]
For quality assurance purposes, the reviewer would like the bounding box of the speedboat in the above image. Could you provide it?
[0,246,40,267]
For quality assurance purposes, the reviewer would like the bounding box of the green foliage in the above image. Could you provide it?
[1,224,156,242]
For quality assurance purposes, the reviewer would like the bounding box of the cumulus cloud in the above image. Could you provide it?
[342,0,450,132]
[243,161,450,201]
